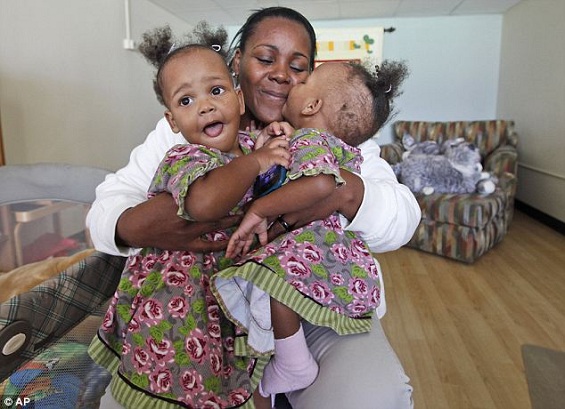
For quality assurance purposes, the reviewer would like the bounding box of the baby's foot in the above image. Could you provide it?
[260,353,319,395]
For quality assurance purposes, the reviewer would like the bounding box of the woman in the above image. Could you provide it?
[88,7,419,408]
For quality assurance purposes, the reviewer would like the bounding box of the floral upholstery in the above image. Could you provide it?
[381,120,518,263]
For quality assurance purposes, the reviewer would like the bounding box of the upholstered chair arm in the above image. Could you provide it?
[379,141,404,165]
[496,171,518,199]
[483,144,519,177]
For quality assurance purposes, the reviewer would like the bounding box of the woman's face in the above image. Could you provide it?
[232,17,312,127]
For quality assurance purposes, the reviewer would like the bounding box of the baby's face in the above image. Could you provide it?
[161,48,245,154]
[282,62,348,127]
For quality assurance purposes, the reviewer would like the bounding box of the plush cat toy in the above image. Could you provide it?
[394,135,497,195]
[400,134,441,159]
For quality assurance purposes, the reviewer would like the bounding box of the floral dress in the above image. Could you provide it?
[211,128,381,356]
[88,132,262,409]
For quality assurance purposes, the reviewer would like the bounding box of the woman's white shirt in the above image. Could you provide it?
[87,117,420,255]
[86,118,420,318]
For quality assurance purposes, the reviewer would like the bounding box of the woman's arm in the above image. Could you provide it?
[267,138,421,253]
[114,192,241,252]
[86,118,240,255]
[86,118,181,255]
[227,174,335,257]
[345,138,421,253]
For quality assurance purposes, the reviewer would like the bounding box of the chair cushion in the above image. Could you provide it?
[407,211,507,263]
[416,187,507,229]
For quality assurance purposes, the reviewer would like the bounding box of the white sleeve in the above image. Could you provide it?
[342,138,421,253]
[86,118,186,256]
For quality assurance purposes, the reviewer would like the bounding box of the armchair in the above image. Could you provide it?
[380,120,518,263]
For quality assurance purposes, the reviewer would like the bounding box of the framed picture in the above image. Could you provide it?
[315,27,384,68]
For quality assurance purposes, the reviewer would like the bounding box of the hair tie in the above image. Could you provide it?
[385,84,392,94]
[211,44,221,52]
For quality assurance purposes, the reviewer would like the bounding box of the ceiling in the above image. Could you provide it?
[147,0,525,26]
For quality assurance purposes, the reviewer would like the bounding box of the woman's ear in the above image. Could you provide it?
[231,49,242,76]
[165,110,180,134]
[301,98,323,116]
[236,87,245,116]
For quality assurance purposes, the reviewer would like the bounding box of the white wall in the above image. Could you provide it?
[315,15,504,144]
[3,1,561,222]
[1,2,503,170]
[497,0,565,223]
[0,0,191,170]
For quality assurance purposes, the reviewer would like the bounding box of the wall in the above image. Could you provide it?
[310,15,503,144]
[1,3,503,171]
[497,0,565,223]
[0,0,191,170]
[9,3,560,221]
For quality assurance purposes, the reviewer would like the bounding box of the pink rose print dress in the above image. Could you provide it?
[211,128,381,356]
[88,132,264,409]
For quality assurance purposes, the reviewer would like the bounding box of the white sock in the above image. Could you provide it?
[260,324,318,396]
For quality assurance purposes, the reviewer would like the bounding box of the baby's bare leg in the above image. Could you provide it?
[253,389,272,409]
[271,298,300,338]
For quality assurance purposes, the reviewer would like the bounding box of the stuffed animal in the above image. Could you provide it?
[400,134,441,160]
[394,136,497,195]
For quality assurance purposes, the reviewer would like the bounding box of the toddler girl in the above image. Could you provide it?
[88,23,290,409]
[213,59,409,398]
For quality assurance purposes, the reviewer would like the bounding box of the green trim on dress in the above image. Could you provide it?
[212,261,374,339]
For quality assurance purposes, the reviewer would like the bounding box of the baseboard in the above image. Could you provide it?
[515,200,565,235]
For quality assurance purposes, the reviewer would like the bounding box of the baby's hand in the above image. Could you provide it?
[266,121,294,139]
[226,210,269,258]
[245,120,260,133]
[252,136,290,173]
[255,121,294,149]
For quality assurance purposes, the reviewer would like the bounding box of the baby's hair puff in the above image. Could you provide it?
[138,21,230,107]
[369,60,409,132]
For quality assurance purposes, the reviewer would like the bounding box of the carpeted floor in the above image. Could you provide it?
[522,344,565,409]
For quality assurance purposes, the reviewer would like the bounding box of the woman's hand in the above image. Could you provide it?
[116,192,241,252]
[266,169,364,241]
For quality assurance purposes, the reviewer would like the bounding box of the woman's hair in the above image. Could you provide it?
[229,7,317,71]
[329,60,409,146]
[138,21,229,106]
